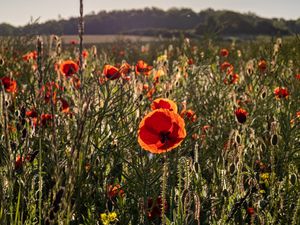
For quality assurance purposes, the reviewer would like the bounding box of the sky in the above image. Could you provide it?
[0,0,299,26]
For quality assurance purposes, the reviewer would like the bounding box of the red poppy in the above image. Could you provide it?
[107,184,125,199]
[103,65,121,80]
[143,84,149,91]
[58,98,70,114]
[135,60,153,76]
[138,109,186,154]
[41,114,53,126]
[247,207,255,215]
[26,109,38,126]
[274,87,289,99]
[220,48,229,57]
[258,59,267,71]
[146,87,156,100]
[224,73,239,84]
[15,155,24,170]
[82,50,89,59]
[1,76,17,93]
[180,109,197,122]
[22,51,37,61]
[295,74,300,80]
[235,108,248,124]
[60,60,79,77]
[151,98,178,113]
[187,58,194,65]
[147,196,168,220]
[220,61,232,72]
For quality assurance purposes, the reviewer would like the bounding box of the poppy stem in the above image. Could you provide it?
[161,154,168,225]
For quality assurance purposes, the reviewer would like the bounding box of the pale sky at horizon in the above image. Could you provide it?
[0,0,299,26]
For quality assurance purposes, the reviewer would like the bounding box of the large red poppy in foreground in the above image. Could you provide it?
[138,109,186,154]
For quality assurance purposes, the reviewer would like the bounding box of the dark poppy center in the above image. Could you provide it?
[159,131,171,144]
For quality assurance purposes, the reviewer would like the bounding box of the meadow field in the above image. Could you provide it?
[0,34,299,225]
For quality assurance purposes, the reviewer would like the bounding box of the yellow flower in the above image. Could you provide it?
[108,212,117,222]
[260,173,270,181]
[100,211,118,225]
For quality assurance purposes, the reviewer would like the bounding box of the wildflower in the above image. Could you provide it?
[100,212,117,225]
[26,109,38,126]
[143,84,149,91]
[224,73,239,84]
[151,98,178,113]
[258,59,267,72]
[60,60,79,77]
[107,184,124,199]
[0,76,17,93]
[58,98,70,114]
[260,173,270,181]
[295,74,300,80]
[220,48,229,57]
[103,65,121,80]
[135,60,153,76]
[147,196,168,220]
[187,58,194,65]
[41,114,53,126]
[22,51,37,61]
[180,109,197,122]
[82,49,89,59]
[15,155,24,170]
[220,61,232,72]
[138,109,186,154]
[247,207,255,215]
[235,108,248,124]
[274,87,289,99]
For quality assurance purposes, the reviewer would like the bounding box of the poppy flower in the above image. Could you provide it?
[135,60,153,76]
[151,98,178,113]
[220,48,229,57]
[138,109,186,154]
[58,98,70,114]
[103,64,121,80]
[146,87,156,100]
[180,109,197,122]
[235,108,248,124]
[220,61,232,71]
[224,73,239,84]
[247,207,255,215]
[26,109,38,126]
[143,84,149,91]
[274,87,289,99]
[22,51,37,61]
[0,76,17,93]
[107,184,125,199]
[82,50,89,59]
[295,74,300,80]
[258,59,267,71]
[147,196,168,220]
[15,155,24,170]
[187,58,194,65]
[60,60,79,77]
[41,114,53,126]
